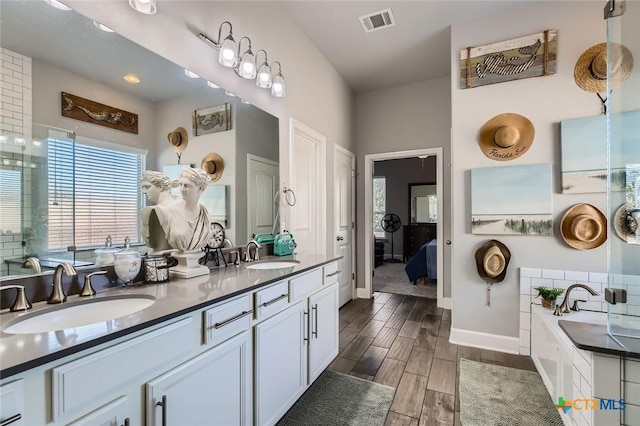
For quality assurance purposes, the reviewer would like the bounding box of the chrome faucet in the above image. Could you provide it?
[554,283,599,316]
[244,240,261,262]
[48,262,77,304]
[21,257,41,274]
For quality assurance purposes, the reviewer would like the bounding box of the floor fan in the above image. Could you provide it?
[381,213,402,263]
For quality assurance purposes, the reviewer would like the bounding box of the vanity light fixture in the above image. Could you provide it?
[32,140,42,147]
[14,138,26,146]
[0,135,8,143]
[255,50,272,88]
[235,37,257,79]
[184,69,200,79]
[44,0,72,11]
[128,0,157,15]
[123,73,141,84]
[270,62,286,98]
[198,22,286,97]
[207,81,220,89]
[93,21,115,33]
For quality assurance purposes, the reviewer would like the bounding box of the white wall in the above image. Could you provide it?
[450,1,607,341]
[355,77,452,293]
[68,0,355,257]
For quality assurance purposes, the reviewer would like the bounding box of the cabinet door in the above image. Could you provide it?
[254,300,307,426]
[146,330,252,426]
[308,283,339,383]
[0,380,24,426]
[67,396,129,426]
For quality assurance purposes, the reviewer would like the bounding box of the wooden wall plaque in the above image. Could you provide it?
[61,92,138,134]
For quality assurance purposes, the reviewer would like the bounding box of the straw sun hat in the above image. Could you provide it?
[613,202,639,242]
[560,203,607,250]
[167,127,189,153]
[200,152,225,182]
[574,42,634,93]
[478,113,535,161]
[474,240,511,284]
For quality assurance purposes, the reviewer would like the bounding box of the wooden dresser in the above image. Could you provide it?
[403,223,436,262]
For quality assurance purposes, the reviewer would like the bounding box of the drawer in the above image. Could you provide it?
[324,262,340,286]
[255,280,290,321]
[52,318,194,421]
[204,293,253,346]
[290,268,323,301]
[0,379,24,426]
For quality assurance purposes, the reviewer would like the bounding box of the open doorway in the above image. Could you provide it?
[363,148,444,307]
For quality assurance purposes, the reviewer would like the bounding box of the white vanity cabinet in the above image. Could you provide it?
[308,284,339,383]
[66,397,129,426]
[146,330,252,426]
[0,380,24,426]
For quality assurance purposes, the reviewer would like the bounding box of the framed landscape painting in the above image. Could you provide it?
[560,110,640,194]
[471,163,553,235]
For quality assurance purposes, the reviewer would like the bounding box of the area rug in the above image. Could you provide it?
[373,262,436,299]
[276,369,395,426]
[459,359,563,426]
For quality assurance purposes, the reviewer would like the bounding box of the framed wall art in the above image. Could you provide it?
[61,92,138,134]
[193,103,231,136]
[471,163,553,236]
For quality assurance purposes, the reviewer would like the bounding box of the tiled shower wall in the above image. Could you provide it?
[1,48,33,276]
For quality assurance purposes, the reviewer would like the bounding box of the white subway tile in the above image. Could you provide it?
[580,301,603,312]
[566,271,590,281]
[588,293,604,303]
[4,62,22,73]
[1,67,14,77]
[1,53,14,62]
[22,61,32,77]
[23,88,32,102]
[520,296,531,313]
[3,89,22,99]
[620,275,640,285]
[4,117,22,127]
[520,312,530,330]
[4,103,21,113]
[553,280,573,290]
[592,355,621,399]
[520,267,542,278]
[627,305,640,316]
[626,359,640,384]
[627,285,640,296]
[520,277,531,294]
[3,49,22,59]
[593,409,621,426]
[519,329,530,348]
[531,277,553,287]
[625,382,640,406]
[12,112,23,121]
[580,373,592,398]
[589,272,608,283]
[543,269,565,280]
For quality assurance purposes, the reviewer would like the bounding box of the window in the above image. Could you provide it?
[47,136,145,250]
[373,176,386,238]
[0,168,21,233]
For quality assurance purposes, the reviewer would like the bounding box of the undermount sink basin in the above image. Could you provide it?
[246,260,300,270]
[2,295,156,335]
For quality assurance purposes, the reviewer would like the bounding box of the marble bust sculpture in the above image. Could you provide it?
[140,171,174,250]
[152,167,213,252]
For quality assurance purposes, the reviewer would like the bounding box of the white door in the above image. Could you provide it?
[146,330,252,426]
[248,155,279,239]
[308,283,339,383]
[288,119,326,255]
[254,300,308,426]
[334,146,355,307]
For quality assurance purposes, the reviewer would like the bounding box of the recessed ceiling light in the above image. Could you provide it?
[241,99,251,105]
[123,74,141,84]
[207,81,219,89]
[44,0,72,11]
[184,69,200,79]
[93,21,115,33]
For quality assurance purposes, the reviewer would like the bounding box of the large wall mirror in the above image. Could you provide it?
[409,183,437,224]
[0,1,279,279]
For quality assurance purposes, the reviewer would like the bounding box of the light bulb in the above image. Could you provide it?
[271,74,286,97]
[219,36,238,67]
[128,0,157,14]
[238,51,256,79]
[44,0,72,11]
[256,64,272,88]
[123,74,141,84]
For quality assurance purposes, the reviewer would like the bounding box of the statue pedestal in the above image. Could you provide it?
[169,250,209,279]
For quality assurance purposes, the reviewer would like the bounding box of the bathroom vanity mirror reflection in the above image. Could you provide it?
[0,1,279,279]
[409,184,438,224]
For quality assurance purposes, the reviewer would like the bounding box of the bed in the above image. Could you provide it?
[404,239,437,283]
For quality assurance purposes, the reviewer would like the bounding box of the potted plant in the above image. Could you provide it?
[534,286,565,309]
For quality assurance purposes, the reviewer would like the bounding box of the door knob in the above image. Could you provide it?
[336,236,344,241]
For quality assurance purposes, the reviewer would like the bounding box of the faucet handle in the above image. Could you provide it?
[553,305,563,316]
[80,270,108,297]
[571,299,587,312]
[229,251,240,266]
[0,285,32,312]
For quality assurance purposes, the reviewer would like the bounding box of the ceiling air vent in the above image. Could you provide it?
[359,8,396,33]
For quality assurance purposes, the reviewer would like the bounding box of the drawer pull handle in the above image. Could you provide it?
[303,311,309,343]
[156,395,167,426]
[214,310,253,329]
[312,304,318,338]
[325,270,341,278]
[261,293,289,307]
[0,414,22,426]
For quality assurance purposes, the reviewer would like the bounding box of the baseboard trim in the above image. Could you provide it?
[450,327,520,354]
[356,288,371,299]
[440,297,452,310]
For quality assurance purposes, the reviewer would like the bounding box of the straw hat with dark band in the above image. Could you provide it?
[201,152,224,182]
[613,202,639,242]
[560,203,607,250]
[475,240,511,283]
[574,42,634,93]
[167,127,188,153]
[478,113,535,161]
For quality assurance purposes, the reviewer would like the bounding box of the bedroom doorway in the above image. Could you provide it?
[364,148,444,307]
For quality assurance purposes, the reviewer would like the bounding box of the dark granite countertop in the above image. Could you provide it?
[559,320,640,359]
[0,254,340,379]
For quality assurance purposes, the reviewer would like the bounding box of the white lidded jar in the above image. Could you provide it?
[113,236,141,286]
[94,235,120,266]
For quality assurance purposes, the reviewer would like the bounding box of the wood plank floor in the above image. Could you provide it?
[329,293,536,426]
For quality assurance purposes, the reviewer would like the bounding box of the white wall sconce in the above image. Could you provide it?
[270,62,286,98]
[198,23,286,97]
[129,0,157,15]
